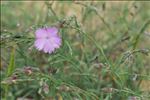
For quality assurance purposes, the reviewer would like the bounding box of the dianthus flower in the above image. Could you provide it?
[34,27,61,54]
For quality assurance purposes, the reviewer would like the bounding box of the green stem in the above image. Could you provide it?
[72,26,110,65]
[133,20,150,50]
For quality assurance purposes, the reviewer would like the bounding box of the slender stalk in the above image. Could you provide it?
[133,20,150,50]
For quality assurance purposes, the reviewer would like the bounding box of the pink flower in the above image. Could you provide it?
[34,27,61,54]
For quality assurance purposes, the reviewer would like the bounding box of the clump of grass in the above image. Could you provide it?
[1,1,150,100]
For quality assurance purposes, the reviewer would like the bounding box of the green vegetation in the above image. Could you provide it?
[1,1,150,100]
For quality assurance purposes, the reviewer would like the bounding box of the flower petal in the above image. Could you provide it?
[51,37,61,48]
[43,40,55,53]
[35,28,47,39]
[34,39,46,50]
[46,27,59,37]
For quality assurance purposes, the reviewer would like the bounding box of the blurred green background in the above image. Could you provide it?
[1,1,150,100]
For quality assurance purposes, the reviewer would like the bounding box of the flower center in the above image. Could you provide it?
[46,36,49,39]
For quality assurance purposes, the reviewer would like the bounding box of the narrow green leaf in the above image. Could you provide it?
[65,40,73,56]
[133,20,150,49]
[6,47,15,77]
